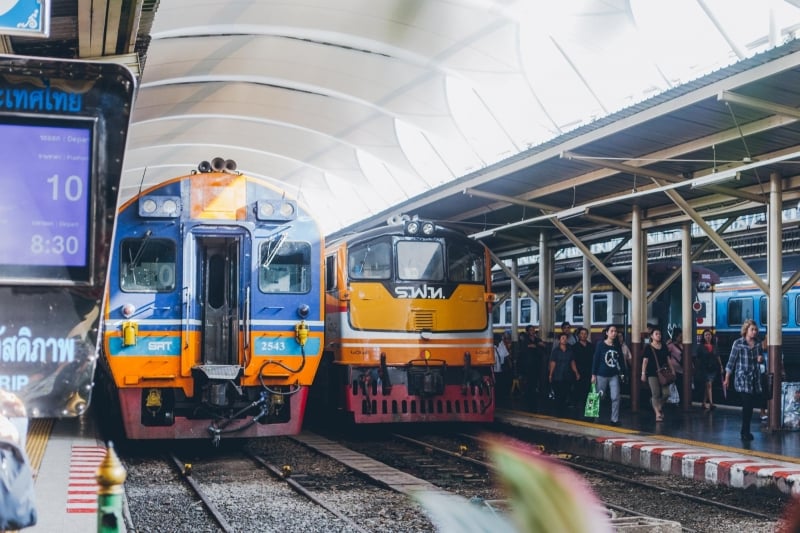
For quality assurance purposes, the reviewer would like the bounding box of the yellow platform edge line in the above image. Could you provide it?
[499,409,800,466]
[26,418,54,477]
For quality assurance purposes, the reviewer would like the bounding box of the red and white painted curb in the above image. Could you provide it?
[597,437,800,494]
[66,445,106,513]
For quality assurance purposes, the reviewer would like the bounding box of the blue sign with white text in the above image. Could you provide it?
[0,0,48,37]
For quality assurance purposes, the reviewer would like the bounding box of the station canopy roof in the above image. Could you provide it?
[117,1,800,235]
[8,0,800,242]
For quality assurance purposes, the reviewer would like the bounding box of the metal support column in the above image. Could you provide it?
[583,255,592,333]
[539,230,553,344]
[682,223,693,411]
[511,258,519,337]
[768,172,783,431]
[631,206,643,412]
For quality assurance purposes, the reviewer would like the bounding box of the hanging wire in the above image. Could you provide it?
[725,101,767,197]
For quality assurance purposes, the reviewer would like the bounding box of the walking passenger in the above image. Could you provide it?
[723,319,762,441]
[667,328,685,398]
[519,325,545,408]
[494,332,513,407]
[616,330,633,370]
[560,321,577,345]
[591,325,623,426]
[572,327,594,409]
[548,333,579,415]
[641,327,670,422]
[695,328,723,410]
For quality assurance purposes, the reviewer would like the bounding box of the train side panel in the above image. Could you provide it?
[101,165,323,441]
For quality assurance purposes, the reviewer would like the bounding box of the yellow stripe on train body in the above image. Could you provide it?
[103,330,323,397]
[348,282,489,331]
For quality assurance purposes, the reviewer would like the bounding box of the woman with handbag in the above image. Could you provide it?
[724,319,762,441]
[641,327,671,422]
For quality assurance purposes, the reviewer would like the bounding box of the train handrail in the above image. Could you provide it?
[183,286,190,349]
[244,286,251,367]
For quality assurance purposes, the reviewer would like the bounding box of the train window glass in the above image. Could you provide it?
[349,239,391,280]
[555,295,566,323]
[758,295,788,326]
[492,302,502,325]
[120,238,176,292]
[520,299,531,324]
[325,255,337,291]
[446,242,484,282]
[593,294,609,323]
[259,240,311,293]
[573,295,584,322]
[503,300,512,324]
[396,241,444,281]
[727,297,754,326]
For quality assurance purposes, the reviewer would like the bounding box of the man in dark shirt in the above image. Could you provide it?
[519,325,545,409]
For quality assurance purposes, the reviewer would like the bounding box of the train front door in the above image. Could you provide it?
[195,233,244,366]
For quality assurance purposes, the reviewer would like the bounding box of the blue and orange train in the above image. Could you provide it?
[99,158,324,442]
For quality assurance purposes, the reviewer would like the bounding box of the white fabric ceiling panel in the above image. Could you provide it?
[122,0,800,233]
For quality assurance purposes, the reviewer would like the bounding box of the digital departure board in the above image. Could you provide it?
[0,55,134,418]
[0,118,94,282]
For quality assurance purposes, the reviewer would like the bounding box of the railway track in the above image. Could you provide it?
[326,428,785,531]
[165,448,370,533]
[122,427,788,532]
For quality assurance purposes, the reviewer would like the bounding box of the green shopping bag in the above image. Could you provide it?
[584,383,600,418]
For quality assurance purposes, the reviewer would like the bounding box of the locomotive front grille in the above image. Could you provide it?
[412,310,434,330]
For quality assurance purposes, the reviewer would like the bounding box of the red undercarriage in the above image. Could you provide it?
[344,383,494,423]
[118,387,308,440]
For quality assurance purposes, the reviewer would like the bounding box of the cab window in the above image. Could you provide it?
[120,238,176,292]
[259,239,311,293]
[349,238,391,280]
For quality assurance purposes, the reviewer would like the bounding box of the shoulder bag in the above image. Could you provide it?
[0,437,37,530]
[651,346,676,386]
[584,383,600,418]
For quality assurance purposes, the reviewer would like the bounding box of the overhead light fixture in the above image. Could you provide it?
[469,212,557,240]
[555,206,585,220]
[690,170,740,189]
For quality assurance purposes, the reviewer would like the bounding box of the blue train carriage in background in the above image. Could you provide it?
[99,159,324,442]
[0,56,134,421]
[713,276,800,381]
[315,216,496,424]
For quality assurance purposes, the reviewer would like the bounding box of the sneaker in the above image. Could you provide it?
[761,415,768,421]
[609,420,621,427]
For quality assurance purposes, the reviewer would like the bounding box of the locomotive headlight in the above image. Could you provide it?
[421,222,435,236]
[279,202,295,217]
[121,303,136,318]
[139,195,181,217]
[258,201,274,218]
[406,221,420,235]
[257,200,297,221]
[141,199,157,214]
[162,199,178,215]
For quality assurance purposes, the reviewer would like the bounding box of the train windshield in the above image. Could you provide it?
[447,241,485,282]
[349,239,391,280]
[258,239,312,293]
[120,238,176,292]
[397,241,443,281]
